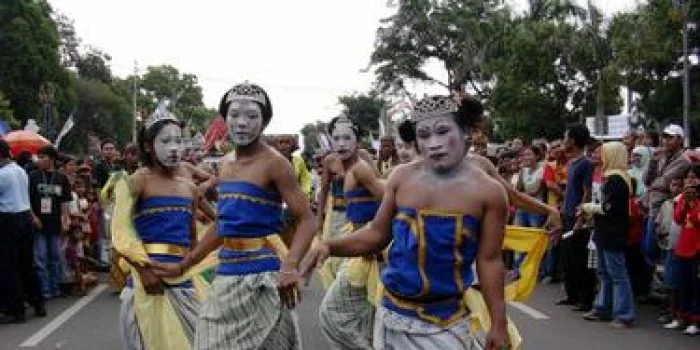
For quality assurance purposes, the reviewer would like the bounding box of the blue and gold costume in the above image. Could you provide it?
[195,181,299,350]
[117,195,201,350]
[381,208,479,326]
[319,186,381,349]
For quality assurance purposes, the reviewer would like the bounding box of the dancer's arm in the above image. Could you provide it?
[176,224,222,273]
[476,179,509,349]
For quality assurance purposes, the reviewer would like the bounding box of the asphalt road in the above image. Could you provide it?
[1,277,698,350]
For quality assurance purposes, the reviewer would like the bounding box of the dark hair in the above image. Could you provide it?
[455,95,484,131]
[685,164,700,179]
[37,145,59,160]
[397,119,416,144]
[138,119,181,167]
[124,143,139,156]
[15,150,32,166]
[328,116,363,138]
[526,145,543,161]
[218,84,273,127]
[0,139,10,158]
[644,130,660,147]
[101,139,115,150]
[566,123,591,150]
[630,177,638,195]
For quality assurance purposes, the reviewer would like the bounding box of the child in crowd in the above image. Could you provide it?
[664,165,700,335]
[657,178,683,324]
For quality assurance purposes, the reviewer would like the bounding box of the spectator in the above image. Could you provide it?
[92,139,120,188]
[541,140,567,282]
[515,145,546,227]
[664,165,700,335]
[656,178,683,325]
[62,155,78,187]
[641,130,660,149]
[558,124,595,312]
[29,145,72,299]
[628,146,651,199]
[643,124,691,267]
[0,140,45,323]
[582,141,635,328]
[15,150,35,173]
[622,130,637,156]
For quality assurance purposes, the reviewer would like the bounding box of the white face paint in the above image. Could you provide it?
[331,121,357,160]
[395,138,418,164]
[153,123,183,169]
[415,115,466,173]
[226,100,263,146]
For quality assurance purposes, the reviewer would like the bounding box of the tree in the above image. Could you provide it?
[338,93,388,137]
[140,65,204,111]
[0,91,20,129]
[369,0,510,94]
[0,0,72,125]
[76,46,112,83]
[53,12,80,68]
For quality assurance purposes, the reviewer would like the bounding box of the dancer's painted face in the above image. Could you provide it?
[396,138,417,164]
[331,121,357,160]
[415,115,465,173]
[153,123,183,169]
[227,100,263,146]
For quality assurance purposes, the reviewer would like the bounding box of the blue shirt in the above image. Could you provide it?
[563,156,593,217]
[0,162,31,213]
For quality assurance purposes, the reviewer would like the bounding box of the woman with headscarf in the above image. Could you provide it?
[580,141,636,328]
[628,145,651,199]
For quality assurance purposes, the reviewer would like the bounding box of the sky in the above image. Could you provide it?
[49,0,640,135]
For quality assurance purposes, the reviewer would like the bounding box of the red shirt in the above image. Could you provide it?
[673,195,700,258]
[628,198,643,245]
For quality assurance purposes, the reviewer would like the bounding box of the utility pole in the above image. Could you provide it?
[681,1,691,147]
[132,61,139,143]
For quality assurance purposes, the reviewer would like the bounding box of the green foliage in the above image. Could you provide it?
[0,91,20,129]
[0,0,70,124]
[338,93,388,136]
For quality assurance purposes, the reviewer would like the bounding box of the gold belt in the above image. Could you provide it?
[222,237,268,251]
[143,243,188,256]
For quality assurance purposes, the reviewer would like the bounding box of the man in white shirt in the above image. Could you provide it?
[0,140,45,323]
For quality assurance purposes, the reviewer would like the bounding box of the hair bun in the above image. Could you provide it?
[397,120,416,143]
[456,95,484,129]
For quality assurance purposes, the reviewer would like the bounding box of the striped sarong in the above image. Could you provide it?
[373,306,477,350]
[319,263,375,349]
[194,272,300,350]
[120,286,199,350]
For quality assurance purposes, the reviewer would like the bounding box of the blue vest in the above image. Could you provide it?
[344,187,380,226]
[381,207,480,326]
[216,181,283,276]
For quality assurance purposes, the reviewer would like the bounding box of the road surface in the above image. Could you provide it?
[1,277,697,349]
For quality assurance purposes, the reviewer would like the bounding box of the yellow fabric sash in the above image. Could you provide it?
[111,172,218,350]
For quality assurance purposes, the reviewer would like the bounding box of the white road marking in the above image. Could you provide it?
[508,301,550,320]
[20,284,108,347]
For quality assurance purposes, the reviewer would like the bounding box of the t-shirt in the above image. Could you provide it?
[29,170,72,233]
[543,161,567,207]
[563,156,593,217]
[673,194,700,258]
[0,162,31,213]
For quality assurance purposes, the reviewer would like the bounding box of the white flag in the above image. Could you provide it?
[54,114,74,148]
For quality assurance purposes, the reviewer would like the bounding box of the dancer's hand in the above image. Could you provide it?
[485,325,510,350]
[138,267,164,295]
[299,242,330,285]
[150,261,184,278]
[277,262,301,309]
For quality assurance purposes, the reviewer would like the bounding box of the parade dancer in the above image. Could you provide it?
[156,82,316,350]
[318,115,384,349]
[113,110,203,350]
[302,95,510,350]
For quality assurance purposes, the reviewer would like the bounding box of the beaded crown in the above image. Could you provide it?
[411,95,459,121]
[225,81,267,106]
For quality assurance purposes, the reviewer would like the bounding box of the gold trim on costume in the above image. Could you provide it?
[143,243,188,256]
[416,212,430,297]
[218,193,281,207]
[385,291,467,327]
[454,217,465,294]
[222,237,268,251]
[133,206,192,220]
[345,196,378,204]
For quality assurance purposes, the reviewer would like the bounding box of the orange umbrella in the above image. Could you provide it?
[2,130,51,156]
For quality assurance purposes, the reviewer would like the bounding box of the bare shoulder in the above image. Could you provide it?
[175,176,198,196]
[469,166,507,206]
[388,161,421,186]
[466,153,496,176]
